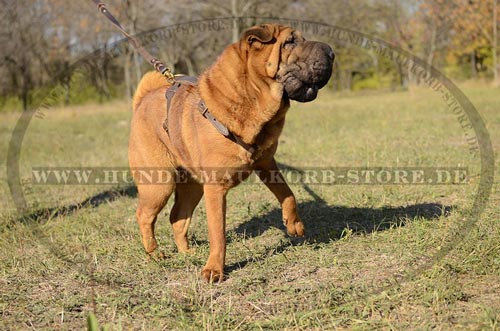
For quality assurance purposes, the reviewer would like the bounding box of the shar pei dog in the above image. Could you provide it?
[129,23,334,282]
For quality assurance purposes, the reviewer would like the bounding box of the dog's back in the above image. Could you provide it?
[133,71,172,111]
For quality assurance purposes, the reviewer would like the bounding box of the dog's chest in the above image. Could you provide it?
[253,109,288,158]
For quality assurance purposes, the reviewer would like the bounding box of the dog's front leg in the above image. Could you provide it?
[256,158,305,237]
[201,184,227,282]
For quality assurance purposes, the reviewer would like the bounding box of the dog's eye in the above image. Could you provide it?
[283,36,296,49]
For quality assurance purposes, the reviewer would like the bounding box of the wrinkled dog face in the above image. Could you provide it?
[242,24,334,102]
[276,31,334,102]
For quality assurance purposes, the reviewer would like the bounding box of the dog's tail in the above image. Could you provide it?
[133,71,172,111]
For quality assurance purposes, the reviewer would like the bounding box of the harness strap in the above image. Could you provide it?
[197,101,256,154]
[163,76,197,132]
[164,77,257,155]
[197,100,229,136]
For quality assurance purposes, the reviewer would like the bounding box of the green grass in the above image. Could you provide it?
[0,86,499,330]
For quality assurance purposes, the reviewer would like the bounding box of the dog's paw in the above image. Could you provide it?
[178,247,196,254]
[143,237,158,253]
[146,250,166,261]
[284,216,305,237]
[201,266,224,283]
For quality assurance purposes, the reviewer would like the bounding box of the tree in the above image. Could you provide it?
[0,0,50,110]
[449,0,500,83]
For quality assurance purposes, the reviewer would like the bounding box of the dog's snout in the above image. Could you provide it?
[279,40,334,103]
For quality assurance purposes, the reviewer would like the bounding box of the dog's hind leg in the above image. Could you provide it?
[169,180,204,253]
[135,183,174,254]
[129,113,176,254]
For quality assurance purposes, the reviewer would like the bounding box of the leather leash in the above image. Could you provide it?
[91,0,175,83]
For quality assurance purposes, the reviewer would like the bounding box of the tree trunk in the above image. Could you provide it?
[127,0,142,89]
[494,0,499,86]
[63,61,71,106]
[124,51,132,103]
[395,61,406,89]
[344,69,353,91]
[21,86,29,111]
[334,61,342,91]
[186,57,195,76]
[100,46,111,101]
[471,51,478,79]
[64,81,70,106]
[21,61,31,111]
[427,25,437,75]
[231,0,239,43]
[133,49,142,87]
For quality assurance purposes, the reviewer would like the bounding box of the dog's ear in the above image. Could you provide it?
[242,24,275,44]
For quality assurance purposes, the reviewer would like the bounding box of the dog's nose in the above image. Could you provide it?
[322,44,335,61]
[328,49,334,61]
[315,42,335,62]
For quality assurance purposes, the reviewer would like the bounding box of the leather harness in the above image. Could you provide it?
[163,76,257,155]
[91,1,256,155]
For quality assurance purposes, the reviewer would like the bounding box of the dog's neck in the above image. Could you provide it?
[198,44,288,145]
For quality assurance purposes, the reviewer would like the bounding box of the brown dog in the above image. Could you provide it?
[129,24,333,282]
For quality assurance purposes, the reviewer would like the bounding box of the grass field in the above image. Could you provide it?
[0,86,499,330]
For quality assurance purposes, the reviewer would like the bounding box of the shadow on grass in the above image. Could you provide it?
[232,200,452,243]
[17,185,137,224]
[226,163,453,274]
[232,163,453,243]
[226,201,452,274]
